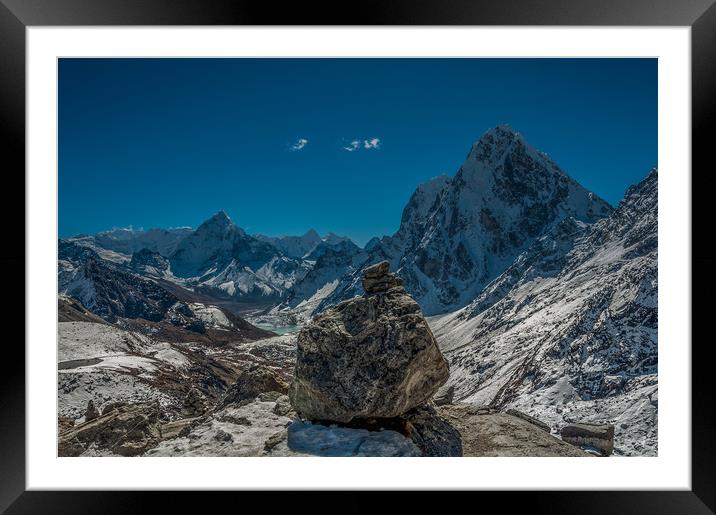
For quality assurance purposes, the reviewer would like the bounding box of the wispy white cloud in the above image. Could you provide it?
[342,137,381,152]
[290,138,309,151]
[343,140,361,152]
[363,138,381,149]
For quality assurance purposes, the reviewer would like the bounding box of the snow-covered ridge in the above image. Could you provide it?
[430,168,657,455]
[65,211,359,306]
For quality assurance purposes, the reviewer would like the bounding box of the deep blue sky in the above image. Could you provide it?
[59,58,656,246]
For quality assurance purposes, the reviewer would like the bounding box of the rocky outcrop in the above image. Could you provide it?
[218,364,289,409]
[182,388,209,417]
[433,384,455,406]
[437,404,590,457]
[58,402,165,457]
[58,295,108,324]
[561,423,615,456]
[289,261,449,423]
[129,248,170,276]
[58,416,75,434]
[84,400,99,422]
[403,405,462,456]
[361,261,403,293]
[101,401,127,416]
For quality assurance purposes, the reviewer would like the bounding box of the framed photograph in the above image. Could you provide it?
[2,0,713,511]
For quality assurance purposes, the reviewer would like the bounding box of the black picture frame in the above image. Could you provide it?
[1,0,713,512]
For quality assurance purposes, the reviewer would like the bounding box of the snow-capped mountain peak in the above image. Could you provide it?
[320,125,614,316]
[197,210,244,236]
[466,124,525,163]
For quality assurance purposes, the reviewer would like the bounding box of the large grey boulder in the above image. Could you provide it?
[289,261,449,423]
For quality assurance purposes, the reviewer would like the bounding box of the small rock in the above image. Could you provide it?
[182,388,208,417]
[213,429,233,442]
[649,391,658,407]
[160,418,197,440]
[84,400,99,422]
[258,391,283,402]
[217,414,252,426]
[433,384,454,406]
[272,395,295,417]
[101,401,127,416]
[264,430,287,452]
[219,365,289,409]
[362,261,404,293]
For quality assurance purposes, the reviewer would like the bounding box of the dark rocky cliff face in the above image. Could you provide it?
[129,248,170,276]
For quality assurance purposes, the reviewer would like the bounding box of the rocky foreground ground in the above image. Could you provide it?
[59,263,597,458]
[60,370,589,458]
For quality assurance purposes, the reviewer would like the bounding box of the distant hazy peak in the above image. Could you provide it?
[323,232,352,246]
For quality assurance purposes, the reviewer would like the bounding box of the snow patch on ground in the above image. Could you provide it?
[58,321,154,362]
[58,321,193,420]
[58,369,175,419]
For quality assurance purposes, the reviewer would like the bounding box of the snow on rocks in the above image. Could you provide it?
[58,367,175,420]
[189,303,233,330]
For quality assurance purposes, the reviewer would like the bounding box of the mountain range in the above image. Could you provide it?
[57,125,657,455]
